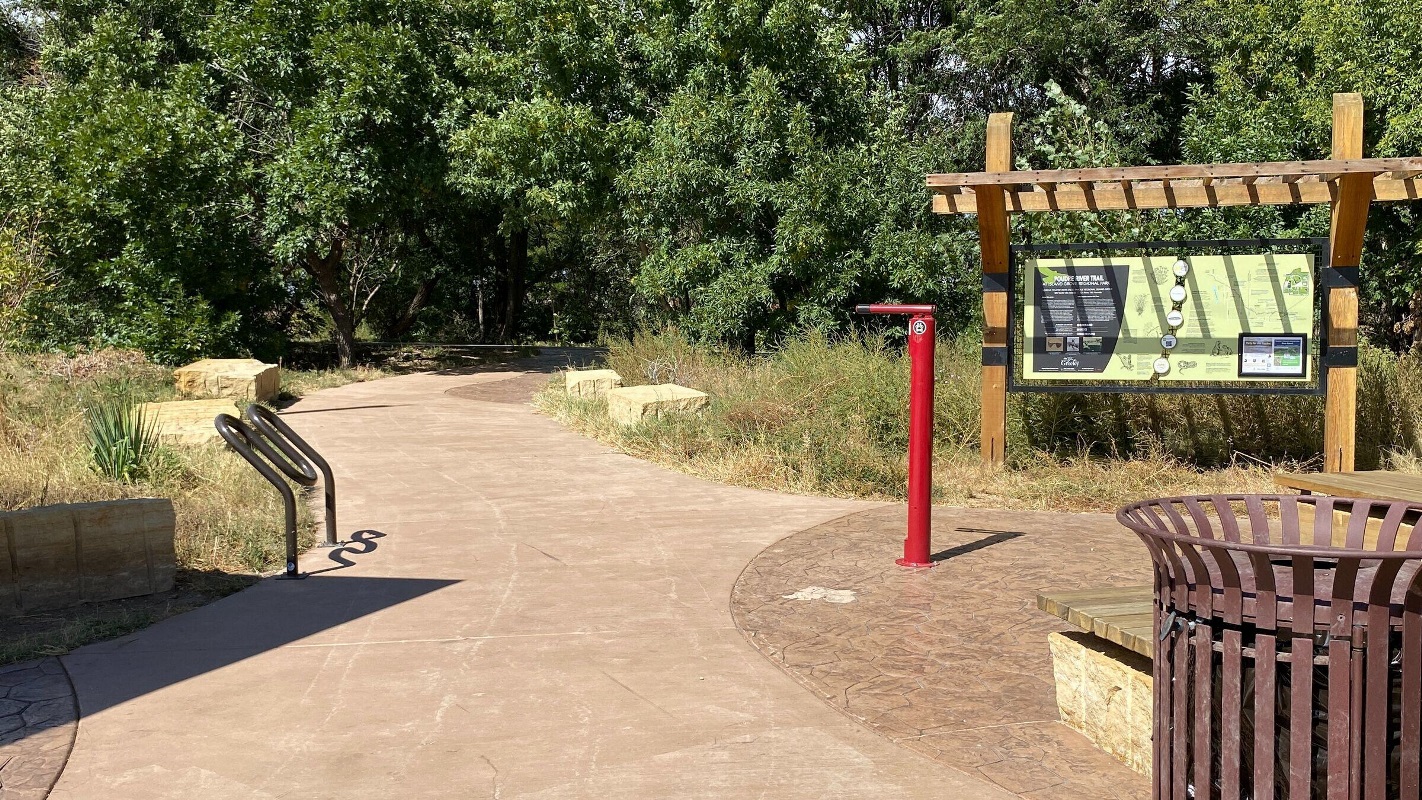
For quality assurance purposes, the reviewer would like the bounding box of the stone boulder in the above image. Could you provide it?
[606,384,709,426]
[173,358,280,402]
[564,369,623,398]
[1048,631,1152,775]
[138,398,238,445]
[0,498,177,615]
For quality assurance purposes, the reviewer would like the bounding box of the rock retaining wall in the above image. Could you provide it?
[0,498,177,615]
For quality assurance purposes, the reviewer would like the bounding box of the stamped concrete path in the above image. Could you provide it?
[48,365,1014,799]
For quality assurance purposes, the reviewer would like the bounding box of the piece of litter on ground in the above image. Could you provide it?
[781,586,856,604]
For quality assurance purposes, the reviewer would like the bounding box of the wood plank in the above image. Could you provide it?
[1274,471,1422,551]
[978,112,1012,468]
[924,157,1422,188]
[1326,93,1367,474]
[930,176,1419,214]
[1275,470,1422,503]
[1038,586,1155,658]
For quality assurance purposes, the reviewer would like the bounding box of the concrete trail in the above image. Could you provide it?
[50,368,1014,799]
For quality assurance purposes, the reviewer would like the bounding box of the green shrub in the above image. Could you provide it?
[84,391,160,483]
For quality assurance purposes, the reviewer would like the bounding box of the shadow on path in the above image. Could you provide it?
[309,529,386,574]
[931,529,1024,562]
[62,569,457,720]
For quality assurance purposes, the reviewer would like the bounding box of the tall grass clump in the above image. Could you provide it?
[1010,341,1422,470]
[84,391,160,482]
[0,347,396,663]
[0,349,313,573]
[539,329,1422,512]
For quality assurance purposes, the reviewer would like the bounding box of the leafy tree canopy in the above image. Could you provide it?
[0,0,1419,361]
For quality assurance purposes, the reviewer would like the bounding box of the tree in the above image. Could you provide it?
[4,0,468,365]
[1181,0,1422,348]
[0,6,268,362]
[442,0,634,343]
[5,0,1421,362]
[1,4,36,81]
[208,0,467,364]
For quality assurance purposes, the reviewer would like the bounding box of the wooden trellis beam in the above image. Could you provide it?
[926,158,1422,215]
[940,93,1419,471]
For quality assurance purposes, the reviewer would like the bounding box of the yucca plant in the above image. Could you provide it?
[85,394,160,483]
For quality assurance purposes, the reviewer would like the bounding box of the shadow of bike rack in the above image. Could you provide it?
[214,404,340,579]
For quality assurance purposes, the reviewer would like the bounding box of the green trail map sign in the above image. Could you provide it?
[1023,253,1315,384]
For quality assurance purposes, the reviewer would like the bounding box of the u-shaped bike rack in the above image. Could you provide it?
[214,404,340,579]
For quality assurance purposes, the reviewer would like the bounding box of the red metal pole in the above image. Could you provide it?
[898,312,936,568]
[854,303,937,568]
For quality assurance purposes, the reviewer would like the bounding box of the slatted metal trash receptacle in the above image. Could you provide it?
[1117,494,1422,800]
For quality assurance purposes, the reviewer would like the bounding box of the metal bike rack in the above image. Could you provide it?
[214,404,340,579]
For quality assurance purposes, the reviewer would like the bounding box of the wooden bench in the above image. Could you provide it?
[1037,587,1154,659]
[1037,586,1156,773]
[1274,469,1422,502]
[1040,473,1422,659]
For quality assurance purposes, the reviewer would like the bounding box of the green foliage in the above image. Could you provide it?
[618,0,980,348]
[0,4,269,361]
[1,0,1420,365]
[1180,0,1422,347]
[1,6,35,81]
[83,390,161,482]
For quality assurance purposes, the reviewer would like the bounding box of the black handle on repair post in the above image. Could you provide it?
[854,303,937,315]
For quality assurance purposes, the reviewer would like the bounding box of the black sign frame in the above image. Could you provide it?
[1237,333,1309,379]
[1004,238,1330,396]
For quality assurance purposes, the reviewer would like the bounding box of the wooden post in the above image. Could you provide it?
[1324,93,1368,473]
[978,113,1013,467]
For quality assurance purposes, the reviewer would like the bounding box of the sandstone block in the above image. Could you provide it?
[1048,631,1153,775]
[0,498,177,615]
[605,384,709,426]
[564,369,623,398]
[138,398,238,445]
[173,358,280,402]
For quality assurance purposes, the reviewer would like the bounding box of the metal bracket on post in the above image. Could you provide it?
[214,405,342,580]
[854,303,937,568]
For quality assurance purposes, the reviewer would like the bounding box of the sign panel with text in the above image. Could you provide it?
[1023,253,1315,384]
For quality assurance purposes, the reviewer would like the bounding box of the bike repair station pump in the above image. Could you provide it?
[853,304,937,568]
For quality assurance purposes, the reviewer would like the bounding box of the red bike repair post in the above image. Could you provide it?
[853,304,937,568]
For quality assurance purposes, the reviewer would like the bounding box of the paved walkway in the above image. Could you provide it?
[733,506,1151,799]
[0,658,75,799]
[48,366,1015,799]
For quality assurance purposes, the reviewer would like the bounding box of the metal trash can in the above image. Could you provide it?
[1117,494,1422,799]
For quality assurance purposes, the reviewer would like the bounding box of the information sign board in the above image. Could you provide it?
[1023,253,1315,384]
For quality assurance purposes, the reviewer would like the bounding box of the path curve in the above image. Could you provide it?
[731,505,1151,799]
[49,366,1014,799]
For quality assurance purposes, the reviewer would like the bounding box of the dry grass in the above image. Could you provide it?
[278,364,389,400]
[0,348,388,663]
[0,350,309,572]
[537,330,1422,514]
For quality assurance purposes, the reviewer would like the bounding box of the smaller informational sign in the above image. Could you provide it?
[1238,334,1307,378]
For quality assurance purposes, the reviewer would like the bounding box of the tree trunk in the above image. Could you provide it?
[497,227,528,343]
[387,276,438,339]
[302,240,357,368]
[475,281,486,342]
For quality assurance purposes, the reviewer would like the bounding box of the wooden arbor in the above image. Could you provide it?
[927,94,1422,471]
